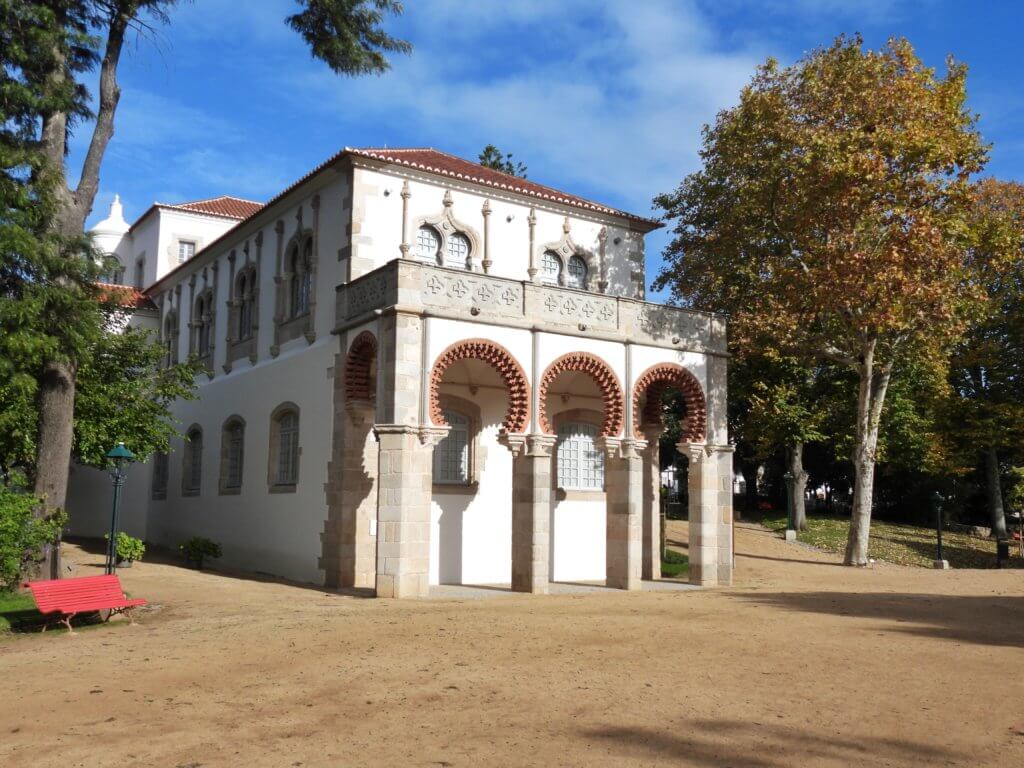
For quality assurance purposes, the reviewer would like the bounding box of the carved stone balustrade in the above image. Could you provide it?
[335,260,726,355]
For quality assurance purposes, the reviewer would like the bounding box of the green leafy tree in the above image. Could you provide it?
[478,144,528,178]
[942,179,1024,537]
[654,36,986,565]
[0,486,66,591]
[743,354,832,530]
[1,0,410,577]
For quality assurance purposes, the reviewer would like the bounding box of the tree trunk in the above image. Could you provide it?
[787,442,809,531]
[29,7,129,578]
[33,360,77,578]
[844,343,891,566]
[984,445,1008,539]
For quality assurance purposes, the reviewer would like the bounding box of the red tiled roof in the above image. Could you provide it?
[163,196,263,219]
[348,148,660,226]
[96,283,157,311]
[146,147,659,293]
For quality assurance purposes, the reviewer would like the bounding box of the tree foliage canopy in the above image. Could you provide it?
[478,144,528,178]
[654,35,989,563]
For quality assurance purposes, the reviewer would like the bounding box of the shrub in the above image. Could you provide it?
[179,537,222,569]
[0,487,67,591]
[104,532,145,563]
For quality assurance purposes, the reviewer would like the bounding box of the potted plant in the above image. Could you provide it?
[104,532,145,567]
[180,537,222,570]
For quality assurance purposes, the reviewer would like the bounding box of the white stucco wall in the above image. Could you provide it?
[146,335,337,584]
[353,165,644,298]
[429,385,513,586]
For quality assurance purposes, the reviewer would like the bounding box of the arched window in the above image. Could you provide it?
[416,226,441,263]
[299,238,313,313]
[556,422,603,490]
[288,241,312,318]
[220,417,245,493]
[101,255,125,285]
[566,255,588,290]
[193,293,213,358]
[445,232,471,269]
[236,270,255,341]
[433,409,470,484]
[183,426,203,495]
[269,406,300,489]
[151,452,169,500]
[541,251,562,285]
[163,311,179,367]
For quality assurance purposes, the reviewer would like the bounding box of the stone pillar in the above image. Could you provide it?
[713,445,735,586]
[600,437,645,591]
[501,433,554,594]
[681,442,718,586]
[641,427,664,580]
[373,425,441,598]
[325,401,378,589]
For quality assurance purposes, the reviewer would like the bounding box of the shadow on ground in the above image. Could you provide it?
[735,591,1024,648]
[584,719,965,767]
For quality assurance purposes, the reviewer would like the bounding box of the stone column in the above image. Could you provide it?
[501,433,554,594]
[641,426,664,580]
[713,445,735,586]
[600,437,645,591]
[373,425,442,598]
[681,442,718,586]
[324,400,378,589]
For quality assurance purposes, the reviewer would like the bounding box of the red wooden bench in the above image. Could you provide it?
[23,574,147,633]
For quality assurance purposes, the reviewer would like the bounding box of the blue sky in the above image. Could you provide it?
[76,0,1024,299]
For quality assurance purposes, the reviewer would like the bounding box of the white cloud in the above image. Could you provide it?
[289,0,762,214]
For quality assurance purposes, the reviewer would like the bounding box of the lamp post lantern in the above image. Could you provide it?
[783,471,796,542]
[105,442,135,575]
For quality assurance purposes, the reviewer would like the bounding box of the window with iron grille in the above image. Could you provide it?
[225,421,244,489]
[541,251,562,284]
[567,255,588,289]
[276,411,299,485]
[184,428,203,494]
[556,422,604,490]
[445,233,471,269]
[151,452,169,499]
[433,410,469,483]
[416,226,440,262]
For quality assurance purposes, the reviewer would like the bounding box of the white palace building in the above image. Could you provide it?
[69,148,734,597]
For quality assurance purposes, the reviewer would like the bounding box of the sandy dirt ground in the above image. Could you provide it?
[2,520,1022,768]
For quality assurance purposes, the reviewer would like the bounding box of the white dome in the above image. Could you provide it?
[91,194,129,236]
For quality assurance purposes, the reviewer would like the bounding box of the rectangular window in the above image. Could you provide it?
[178,240,196,265]
[433,410,470,484]
[151,452,169,499]
[134,258,145,289]
[277,414,299,485]
[557,422,604,490]
[226,426,244,489]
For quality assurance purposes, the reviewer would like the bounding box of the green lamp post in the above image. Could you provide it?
[105,442,136,575]
[783,471,796,541]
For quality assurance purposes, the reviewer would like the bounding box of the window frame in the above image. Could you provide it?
[541,250,563,285]
[433,409,471,485]
[566,254,588,290]
[219,416,246,495]
[555,420,605,492]
[151,451,169,500]
[268,403,301,492]
[182,426,203,496]
[178,240,196,265]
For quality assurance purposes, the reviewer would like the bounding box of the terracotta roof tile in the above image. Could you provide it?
[349,147,659,226]
[163,196,263,219]
[96,282,157,311]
